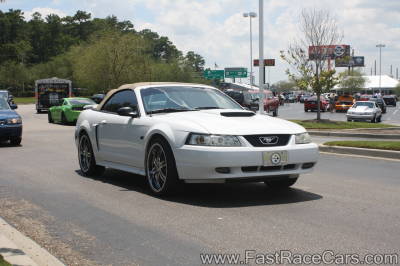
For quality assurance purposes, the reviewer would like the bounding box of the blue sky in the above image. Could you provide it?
[1,0,399,84]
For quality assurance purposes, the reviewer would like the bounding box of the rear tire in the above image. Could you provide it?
[265,177,298,188]
[146,137,180,196]
[272,109,278,117]
[371,115,377,123]
[48,112,53,123]
[78,133,105,177]
[10,137,21,146]
[377,115,382,123]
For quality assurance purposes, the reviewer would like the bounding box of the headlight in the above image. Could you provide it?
[7,117,22,124]
[295,132,311,144]
[186,133,242,147]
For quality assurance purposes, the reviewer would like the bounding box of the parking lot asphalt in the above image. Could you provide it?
[0,104,399,265]
[278,102,400,125]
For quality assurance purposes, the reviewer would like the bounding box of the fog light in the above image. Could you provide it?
[215,167,231,174]
[302,162,315,169]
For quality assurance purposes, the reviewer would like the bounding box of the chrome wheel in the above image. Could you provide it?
[79,135,92,173]
[147,143,168,192]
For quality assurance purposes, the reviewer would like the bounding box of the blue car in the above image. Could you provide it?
[0,97,22,145]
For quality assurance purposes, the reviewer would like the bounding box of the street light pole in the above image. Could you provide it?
[258,0,264,114]
[243,12,257,90]
[376,44,385,93]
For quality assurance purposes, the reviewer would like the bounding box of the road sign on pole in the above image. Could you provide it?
[224,67,248,78]
[203,70,224,80]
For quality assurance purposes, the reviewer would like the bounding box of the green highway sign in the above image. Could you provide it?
[203,70,225,80]
[224,67,248,78]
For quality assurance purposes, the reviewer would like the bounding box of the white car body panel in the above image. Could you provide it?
[75,84,319,183]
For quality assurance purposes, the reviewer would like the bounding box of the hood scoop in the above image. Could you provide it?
[220,111,255,117]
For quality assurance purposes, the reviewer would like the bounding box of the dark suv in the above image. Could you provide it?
[369,97,387,113]
[382,95,396,107]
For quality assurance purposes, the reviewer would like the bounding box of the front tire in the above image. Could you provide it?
[10,137,21,146]
[48,112,53,123]
[265,177,298,188]
[78,133,105,177]
[61,112,67,125]
[146,137,179,196]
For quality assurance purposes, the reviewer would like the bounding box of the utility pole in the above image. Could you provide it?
[374,60,376,75]
[243,12,257,89]
[376,44,385,93]
[258,0,264,114]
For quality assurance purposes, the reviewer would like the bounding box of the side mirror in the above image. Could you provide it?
[10,103,18,110]
[117,107,139,118]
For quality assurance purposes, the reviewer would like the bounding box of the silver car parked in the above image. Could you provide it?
[346,101,382,123]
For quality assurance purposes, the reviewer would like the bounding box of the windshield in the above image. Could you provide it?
[0,98,10,110]
[354,102,374,108]
[0,91,8,101]
[68,99,95,105]
[141,86,243,113]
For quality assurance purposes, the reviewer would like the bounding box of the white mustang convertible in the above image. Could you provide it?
[75,83,318,195]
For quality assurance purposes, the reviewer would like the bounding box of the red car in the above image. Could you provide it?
[249,90,279,116]
[304,96,328,112]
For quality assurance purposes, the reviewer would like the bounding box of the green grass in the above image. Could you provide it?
[14,97,35,104]
[324,141,400,151]
[291,119,397,129]
[0,255,11,266]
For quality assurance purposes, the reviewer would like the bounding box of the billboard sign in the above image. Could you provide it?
[253,59,275,66]
[335,56,365,67]
[308,45,350,60]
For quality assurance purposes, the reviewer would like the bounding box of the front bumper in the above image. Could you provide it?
[346,113,374,120]
[174,137,318,182]
[65,110,81,122]
[0,124,22,139]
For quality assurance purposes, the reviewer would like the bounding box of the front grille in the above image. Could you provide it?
[243,134,291,147]
[241,164,298,173]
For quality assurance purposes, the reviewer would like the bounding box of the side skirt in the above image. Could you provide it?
[97,160,146,176]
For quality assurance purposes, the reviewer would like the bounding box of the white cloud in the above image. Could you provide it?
[23,7,67,20]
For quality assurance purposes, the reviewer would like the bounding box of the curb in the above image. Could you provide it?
[309,131,400,139]
[319,144,400,160]
[0,217,65,266]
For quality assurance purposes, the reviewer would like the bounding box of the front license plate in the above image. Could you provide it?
[262,151,288,166]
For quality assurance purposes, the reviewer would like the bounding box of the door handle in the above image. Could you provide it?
[100,120,107,125]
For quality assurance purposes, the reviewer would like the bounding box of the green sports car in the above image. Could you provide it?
[48,97,96,124]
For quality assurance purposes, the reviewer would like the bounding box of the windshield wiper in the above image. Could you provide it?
[195,106,221,110]
[147,108,197,114]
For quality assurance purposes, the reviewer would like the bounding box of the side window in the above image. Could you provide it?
[102,90,138,113]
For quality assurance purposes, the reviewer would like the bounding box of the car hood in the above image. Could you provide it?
[151,109,306,135]
[0,109,19,119]
[350,106,373,112]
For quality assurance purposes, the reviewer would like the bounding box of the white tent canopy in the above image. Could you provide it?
[333,75,399,94]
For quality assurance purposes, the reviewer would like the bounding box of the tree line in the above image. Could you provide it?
[0,9,207,95]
